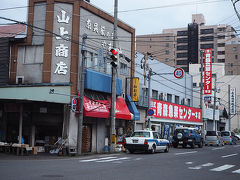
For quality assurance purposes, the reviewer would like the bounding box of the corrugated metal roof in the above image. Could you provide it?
[0,24,26,38]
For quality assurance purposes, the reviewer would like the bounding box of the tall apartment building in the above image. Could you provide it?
[136,14,237,73]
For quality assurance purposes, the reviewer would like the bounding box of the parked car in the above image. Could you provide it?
[172,127,203,148]
[233,133,240,140]
[231,132,238,145]
[221,131,232,145]
[124,130,170,154]
[205,131,224,146]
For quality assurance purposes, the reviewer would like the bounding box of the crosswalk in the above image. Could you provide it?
[186,161,240,174]
[79,155,142,164]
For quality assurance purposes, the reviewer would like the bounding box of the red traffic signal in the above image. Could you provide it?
[110,48,118,61]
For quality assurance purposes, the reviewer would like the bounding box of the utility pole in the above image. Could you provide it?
[147,68,152,129]
[77,33,87,155]
[228,84,231,131]
[200,50,203,110]
[212,74,217,131]
[110,0,118,152]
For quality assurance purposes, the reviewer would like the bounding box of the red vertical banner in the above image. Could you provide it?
[204,49,212,95]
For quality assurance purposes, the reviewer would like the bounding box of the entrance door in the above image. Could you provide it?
[82,125,92,153]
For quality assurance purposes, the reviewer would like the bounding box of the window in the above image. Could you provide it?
[167,94,172,103]
[165,50,169,55]
[22,45,44,64]
[177,45,188,50]
[200,28,214,34]
[165,36,170,40]
[235,55,238,60]
[217,27,226,32]
[200,44,214,49]
[152,90,158,100]
[177,52,188,58]
[150,38,152,41]
[227,63,233,67]
[200,36,214,42]
[218,43,225,47]
[177,31,188,36]
[187,99,190,106]
[218,51,225,55]
[193,83,197,87]
[217,35,225,39]
[177,38,188,43]
[165,43,169,47]
[153,132,159,139]
[165,58,169,62]
[199,67,204,72]
[159,93,164,101]
[149,45,152,48]
[175,96,179,104]
[227,71,233,75]
[177,60,188,65]
[120,62,127,74]
[233,47,237,51]
[218,59,225,63]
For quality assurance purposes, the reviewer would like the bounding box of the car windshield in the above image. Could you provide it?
[221,131,230,136]
[132,132,150,137]
[176,129,189,134]
[206,131,216,136]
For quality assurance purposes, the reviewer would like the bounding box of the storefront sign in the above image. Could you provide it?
[230,88,236,115]
[163,123,171,139]
[132,77,139,102]
[204,49,212,95]
[51,3,72,83]
[151,99,202,123]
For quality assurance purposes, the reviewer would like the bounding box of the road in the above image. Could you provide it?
[0,144,240,180]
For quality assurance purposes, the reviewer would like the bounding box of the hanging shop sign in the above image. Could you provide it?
[132,77,139,102]
[204,48,212,95]
[151,99,202,123]
[230,88,236,115]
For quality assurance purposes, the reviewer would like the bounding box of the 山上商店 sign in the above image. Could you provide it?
[151,99,202,123]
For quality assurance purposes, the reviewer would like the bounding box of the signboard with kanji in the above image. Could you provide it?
[132,77,139,102]
[230,88,236,115]
[151,99,202,123]
[204,49,212,95]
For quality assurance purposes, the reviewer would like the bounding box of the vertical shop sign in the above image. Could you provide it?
[163,123,171,140]
[204,49,212,95]
[132,77,139,102]
[230,88,236,115]
[51,3,73,83]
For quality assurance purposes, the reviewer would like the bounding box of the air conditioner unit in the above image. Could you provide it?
[16,76,24,84]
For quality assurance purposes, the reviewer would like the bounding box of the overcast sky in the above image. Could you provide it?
[0,0,238,35]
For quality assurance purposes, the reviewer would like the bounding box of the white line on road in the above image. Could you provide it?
[232,169,240,174]
[221,153,238,158]
[189,166,202,170]
[212,147,225,151]
[185,162,193,165]
[175,151,198,155]
[210,165,235,172]
[80,156,116,162]
[96,157,130,162]
[201,163,214,167]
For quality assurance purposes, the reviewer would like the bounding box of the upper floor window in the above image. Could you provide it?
[200,28,214,34]
[120,62,127,75]
[166,50,169,55]
[175,96,180,104]
[200,36,214,42]
[177,31,188,36]
[167,93,172,103]
[152,90,158,100]
[233,47,237,52]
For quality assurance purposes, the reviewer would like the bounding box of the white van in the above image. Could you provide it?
[205,131,224,146]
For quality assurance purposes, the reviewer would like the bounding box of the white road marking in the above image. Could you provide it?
[201,163,214,167]
[232,169,240,174]
[185,162,193,165]
[221,153,238,158]
[80,156,116,162]
[189,166,202,170]
[210,165,235,172]
[135,158,142,161]
[175,151,198,155]
[96,157,130,163]
[212,147,225,151]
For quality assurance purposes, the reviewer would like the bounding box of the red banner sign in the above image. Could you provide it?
[151,99,202,123]
[204,49,212,95]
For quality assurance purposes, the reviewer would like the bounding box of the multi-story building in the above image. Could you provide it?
[0,0,139,154]
[135,52,202,139]
[136,14,237,73]
[225,37,240,75]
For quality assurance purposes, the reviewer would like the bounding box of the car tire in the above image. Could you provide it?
[150,145,156,154]
[198,141,203,148]
[183,143,187,148]
[164,145,169,153]
[191,141,195,149]
[173,143,178,148]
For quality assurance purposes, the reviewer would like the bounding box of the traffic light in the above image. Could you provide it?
[110,48,118,67]
[71,98,77,112]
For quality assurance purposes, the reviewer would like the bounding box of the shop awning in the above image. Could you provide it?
[83,96,131,120]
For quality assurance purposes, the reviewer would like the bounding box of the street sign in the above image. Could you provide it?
[174,68,184,79]
[147,109,154,116]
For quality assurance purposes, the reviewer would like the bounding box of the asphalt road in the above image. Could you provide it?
[0,144,240,180]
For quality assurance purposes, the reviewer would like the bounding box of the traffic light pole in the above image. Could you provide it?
[110,0,118,152]
[77,33,87,155]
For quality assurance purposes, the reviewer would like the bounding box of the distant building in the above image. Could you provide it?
[136,14,237,73]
